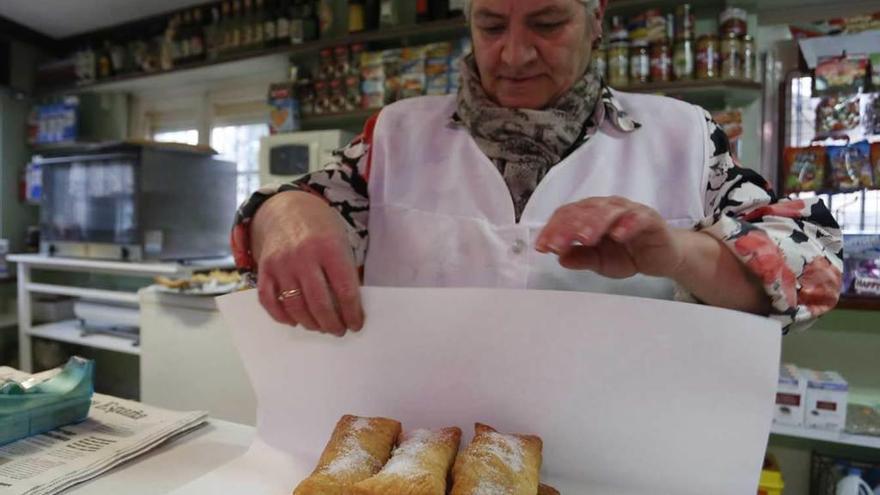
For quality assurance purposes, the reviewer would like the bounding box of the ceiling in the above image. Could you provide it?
[0,0,207,39]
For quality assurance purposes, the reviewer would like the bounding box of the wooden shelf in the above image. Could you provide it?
[301,108,378,131]
[37,18,468,97]
[619,79,764,108]
[837,295,880,311]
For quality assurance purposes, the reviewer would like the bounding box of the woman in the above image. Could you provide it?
[232,0,843,337]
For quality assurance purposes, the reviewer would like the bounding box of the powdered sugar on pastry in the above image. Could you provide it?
[380,429,433,478]
[320,418,381,475]
[473,479,508,495]
[481,432,524,473]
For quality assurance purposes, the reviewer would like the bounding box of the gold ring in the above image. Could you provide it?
[277,288,303,301]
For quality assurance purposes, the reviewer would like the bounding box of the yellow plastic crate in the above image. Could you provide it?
[759,455,785,495]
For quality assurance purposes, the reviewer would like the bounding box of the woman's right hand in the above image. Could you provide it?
[251,191,364,336]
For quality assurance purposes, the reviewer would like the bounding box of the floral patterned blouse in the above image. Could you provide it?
[232,89,844,334]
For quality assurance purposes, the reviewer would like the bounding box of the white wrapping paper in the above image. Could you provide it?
[173,287,780,494]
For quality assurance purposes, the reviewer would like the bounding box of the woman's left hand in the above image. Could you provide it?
[535,197,688,279]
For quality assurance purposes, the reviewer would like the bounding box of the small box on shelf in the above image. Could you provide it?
[804,370,849,432]
[774,364,807,428]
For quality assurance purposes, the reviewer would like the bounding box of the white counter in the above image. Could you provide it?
[67,419,254,494]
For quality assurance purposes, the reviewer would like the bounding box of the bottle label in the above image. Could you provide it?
[277,18,291,39]
[290,19,305,44]
[265,21,276,41]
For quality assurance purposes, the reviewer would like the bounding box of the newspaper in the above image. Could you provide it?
[0,367,207,495]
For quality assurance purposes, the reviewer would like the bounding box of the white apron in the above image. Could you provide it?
[364,92,711,300]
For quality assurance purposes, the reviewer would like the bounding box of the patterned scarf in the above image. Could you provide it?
[455,54,602,220]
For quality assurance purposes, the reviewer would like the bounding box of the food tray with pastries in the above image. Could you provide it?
[153,270,245,296]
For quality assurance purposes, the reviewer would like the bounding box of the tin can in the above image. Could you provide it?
[608,39,630,87]
[650,40,671,82]
[673,38,694,81]
[696,34,718,80]
[720,32,742,79]
[741,34,757,81]
[629,41,650,85]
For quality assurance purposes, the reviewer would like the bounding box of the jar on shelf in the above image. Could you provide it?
[720,32,742,79]
[650,39,671,83]
[608,38,629,87]
[720,7,749,37]
[675,4,694,41]
[318,48,335,80]
[629,41,650,85]
[333,45,351,79]
[673,38,694,81]
[314,80,331,115]
[329,78,347,113]
[741,35,757,81]
[592,44,608,80]
[345,75,361,111]
[696,34,718,80]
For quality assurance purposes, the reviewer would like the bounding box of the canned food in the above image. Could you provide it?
[720,32,742,79]
[629,41,650,85]
[720,8,748,36]
[696,34,718,80]
[673,38,694,81]
[741,35,757,81]
[608,40,630,87]
[650,40,672,82]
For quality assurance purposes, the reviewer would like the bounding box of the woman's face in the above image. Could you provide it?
[470,0,601,109]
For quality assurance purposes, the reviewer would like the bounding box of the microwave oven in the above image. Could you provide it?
[37,142,237,261]
[259,130,355,185]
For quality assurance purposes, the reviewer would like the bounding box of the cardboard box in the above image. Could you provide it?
[804,370,849,431]
[774,364,807,427]
[267,83,301,135]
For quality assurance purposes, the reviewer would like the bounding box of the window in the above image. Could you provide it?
[153,129,200,145]
[211,123,269,205]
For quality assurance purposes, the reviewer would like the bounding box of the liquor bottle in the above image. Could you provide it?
[97,41,114,79]
[430,0,450,20]
[416,0,430,22]
[349,0,366,33]
[448,0,464,16]
[231,0,243,52]
[179,10,193,63]
[191,8,206,61]
[167,13,182,65]
[207,5,222,59]
[263,0,278,47]
[254,0,266,48]
[220,2,232,55]
[242,0,254,49]
[303,0,319,41]
[290,0,305,44]
[276,0,292,46]
[364,0,380,30]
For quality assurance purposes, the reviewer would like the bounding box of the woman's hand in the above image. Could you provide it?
[535,197,686,279]
[537,196,772,315]
[251,191,364,336]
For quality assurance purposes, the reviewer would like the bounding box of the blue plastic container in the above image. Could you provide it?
[0,357,95,446]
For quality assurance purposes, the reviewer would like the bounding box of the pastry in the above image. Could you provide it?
[346,427,462,495]
[538,483,560,495]
[449,423,542,495]
[293,415,402,495]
